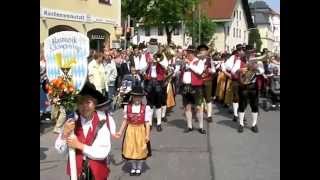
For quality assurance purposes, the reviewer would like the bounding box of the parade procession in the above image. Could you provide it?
[40,0,280,180]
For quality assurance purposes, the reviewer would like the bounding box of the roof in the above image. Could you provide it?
[249,1,269,9]
[201,0,236,20]
[250,1,280,16]
[201,0,254,28]
[252,12,270,24]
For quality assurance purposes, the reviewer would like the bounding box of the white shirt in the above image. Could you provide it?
[103,60,118,87]
[123,104,152,122]
[183,58,205,84]
[200,58,216,74]
[151,65,157,78]
[159,55,169,69]
[134,55,148,72]
[222,55,241,75]
[256,61,265,75]
[183,72,192,84]
[54,114,113,160]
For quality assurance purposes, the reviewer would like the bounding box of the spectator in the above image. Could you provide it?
[87,49,96,63]
[40,50,50,121]
[88,52,107,96]
[103,51,118,107]
[119,50,132,82]
[270,67,280,108]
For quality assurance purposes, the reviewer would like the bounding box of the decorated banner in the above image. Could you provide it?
[44,31,89,92]
[44,31,89,180]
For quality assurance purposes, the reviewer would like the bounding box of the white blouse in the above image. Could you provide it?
[123,104,152,122]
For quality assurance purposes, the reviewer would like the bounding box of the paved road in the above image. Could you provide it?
[40,96,280,180]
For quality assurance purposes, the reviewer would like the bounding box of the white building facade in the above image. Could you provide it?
[271,14,280,54]
[250,1,280,54]
[201,0,253,53]
[131,24,192,47]
[212,0,249,52]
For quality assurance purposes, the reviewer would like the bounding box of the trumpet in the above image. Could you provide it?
[248,54,268,63]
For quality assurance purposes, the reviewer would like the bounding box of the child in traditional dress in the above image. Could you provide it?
[115,86,152,176]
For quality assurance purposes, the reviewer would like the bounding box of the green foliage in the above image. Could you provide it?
[248,28,262,52]
[185,15,217,45]
[122,0,199,44]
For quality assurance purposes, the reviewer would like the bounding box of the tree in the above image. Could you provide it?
[248,28,262,52]
[185,15,216,45]
[122,0,199,44]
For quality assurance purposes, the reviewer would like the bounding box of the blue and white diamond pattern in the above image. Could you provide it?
[44,31,89,93]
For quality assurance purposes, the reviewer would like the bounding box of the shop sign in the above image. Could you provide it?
[41,7,87,22]
[91,35,105,40]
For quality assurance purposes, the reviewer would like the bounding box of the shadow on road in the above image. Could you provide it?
[40,147,49,160]
[167,119,187,129]
[216,120,239,130]
[108,153,126,166]
[121,161,151,173]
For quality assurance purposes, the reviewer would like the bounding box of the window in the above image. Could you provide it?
[145,26,150,36]
[174,25,180,35]
[239,29,241,38]
[234,11,236,18]
[227,26,230,35]
[233,28,235,38]
[99,0,111,5]
[236,11,238,19]
[158,27,163,36]
[239,11,241,20]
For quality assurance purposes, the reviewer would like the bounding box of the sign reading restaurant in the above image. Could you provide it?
[40,8,87,22]
[40,7,118,26]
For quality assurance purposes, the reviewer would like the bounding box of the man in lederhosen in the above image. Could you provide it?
[237,49,265,133]
[144,51,168,132]
[181,45,206,134]
[55,82,116,180]
[197,44,216,123]
[221,44,245,122]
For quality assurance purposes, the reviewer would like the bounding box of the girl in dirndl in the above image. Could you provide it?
[115,86,152,176]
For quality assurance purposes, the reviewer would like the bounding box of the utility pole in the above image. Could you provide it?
[182,0,185,46]
[198,3,201,46]
[192,3,195,46]
[124,14,130,50]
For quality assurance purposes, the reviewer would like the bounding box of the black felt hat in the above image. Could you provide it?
[149,38,158,45]
[197,44,209,51]
[130,86,145,96]
[78,82,108,108]
[186,45,196,52]
[236,44,244,51]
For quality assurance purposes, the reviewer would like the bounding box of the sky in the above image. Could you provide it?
[249,0,280,13]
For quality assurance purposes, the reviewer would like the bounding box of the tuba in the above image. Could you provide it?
[239,60,259,85]
[240,68,256,85]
